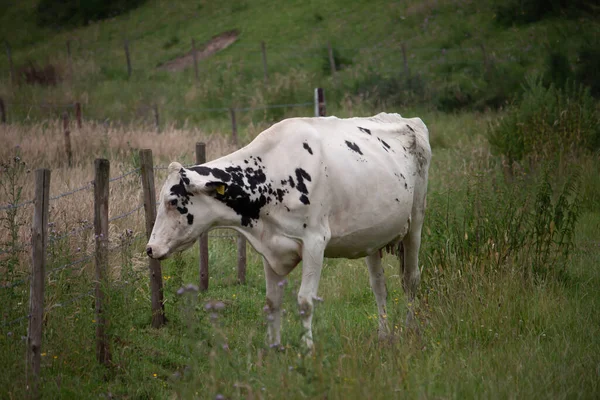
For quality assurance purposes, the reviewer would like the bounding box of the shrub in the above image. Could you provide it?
[424,167,581,285]
[574,44,600,98]
[488,77,600,164]
[36,0,148,28]
[494,0,598,26]
[321,46,353,75]
[17,61,60,86]
[353,68,427,108]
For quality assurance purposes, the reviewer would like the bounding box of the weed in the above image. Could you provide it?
[488,77,600,165]
[0,147,29,280]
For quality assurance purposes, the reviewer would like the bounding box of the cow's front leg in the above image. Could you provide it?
[297,238,326,349]
[263,258,285,347]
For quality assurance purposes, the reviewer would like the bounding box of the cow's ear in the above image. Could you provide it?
[168,162,183,174]
[204,181,227,196]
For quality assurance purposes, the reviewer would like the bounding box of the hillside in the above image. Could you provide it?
[1,0,598,130]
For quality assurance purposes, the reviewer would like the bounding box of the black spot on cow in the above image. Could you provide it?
[377,137,391,152]
[404,183,408,189]
[276,189,285,202]
[303,223,307,228]
[358,127,371,135]
[244,159,249,164]
[191,166,211,176]
[179,169,191,185]
[187,214,194,225]
[395,198,399,202]
[299,194,310,205]
[288,176,295,188]
[303,142,313,155]
[170,178,193,206]
[190,166,232,182]
[214,182,268,228]
[295,168,311,194]
[345,141,363,155]
[177,206,188,215]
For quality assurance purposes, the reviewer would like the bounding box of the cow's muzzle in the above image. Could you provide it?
[145,244,168,260]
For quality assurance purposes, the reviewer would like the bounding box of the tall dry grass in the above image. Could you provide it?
[0,119,241,277]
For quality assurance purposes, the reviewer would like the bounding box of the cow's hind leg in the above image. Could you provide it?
[263,258,285,347]
[402,212,424,329]
[365,252,390,340]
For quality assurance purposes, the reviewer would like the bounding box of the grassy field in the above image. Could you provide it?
[1,0,599,124]
[1,109,599,399]
[1,0,599,398]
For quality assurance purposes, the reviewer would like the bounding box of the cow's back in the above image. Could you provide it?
[254,113,431,258]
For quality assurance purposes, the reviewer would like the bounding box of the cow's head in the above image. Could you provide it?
[146,162,230,260]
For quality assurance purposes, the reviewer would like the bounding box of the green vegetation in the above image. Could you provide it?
[489,78,600,164]
[35,0,148,29]
[0,0,599,398]
[0,0,598,124]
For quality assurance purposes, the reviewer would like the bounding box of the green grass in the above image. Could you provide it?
[1,0,598,124]
[1,111,599,399]
[1,1,599,398]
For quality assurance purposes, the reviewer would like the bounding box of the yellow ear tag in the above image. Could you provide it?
[216,184,225,195]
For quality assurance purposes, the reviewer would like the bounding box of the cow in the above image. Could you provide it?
[146,112,431,349]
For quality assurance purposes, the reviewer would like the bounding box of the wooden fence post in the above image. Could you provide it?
[153,104,160,133]
[94,159,111,366]
[63,112,73,167]
[5,41,14,85]
[124,39,132,78]
[66,40,72,78]
[237,236,246,285]
[327,42,337,80]
[192,38,199,84]
[229,108,238,147]
[75,102,82,129]
[401,43,409,77]
[0,97,6,123]
[261,41,268,84]
[196,143,209,291]
[139,149,166,327]
[314,88,326,117]
[26,169,50,396]
[480,43,491,80]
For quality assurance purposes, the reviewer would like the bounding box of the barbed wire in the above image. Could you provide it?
[0,241,32,256]
[46,289,94,311]
[108,232,146,251]
[46,254,93,277]
[108,204,143,223]
[2,289,94,328]
[49,223,94,243]
[0,199,34,211]
[109,168,140,183]
[0,276,29,289]
[50,182,93,202]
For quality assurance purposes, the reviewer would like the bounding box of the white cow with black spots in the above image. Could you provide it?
[146,112,431,348]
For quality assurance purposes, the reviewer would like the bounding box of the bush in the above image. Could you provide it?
[488,77,600,164]
[353,68,427,107]
[574,44,600,98]
[435,63,524,112]
[321,46,353,75]
[36,0,148,28]
[425,167,581,284]
[18,61,60,86]
[494,0,598,26]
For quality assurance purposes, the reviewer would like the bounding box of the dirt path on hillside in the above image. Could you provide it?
[158,29,239,72]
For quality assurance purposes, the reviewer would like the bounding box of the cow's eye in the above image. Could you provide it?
[169,199,177,206]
